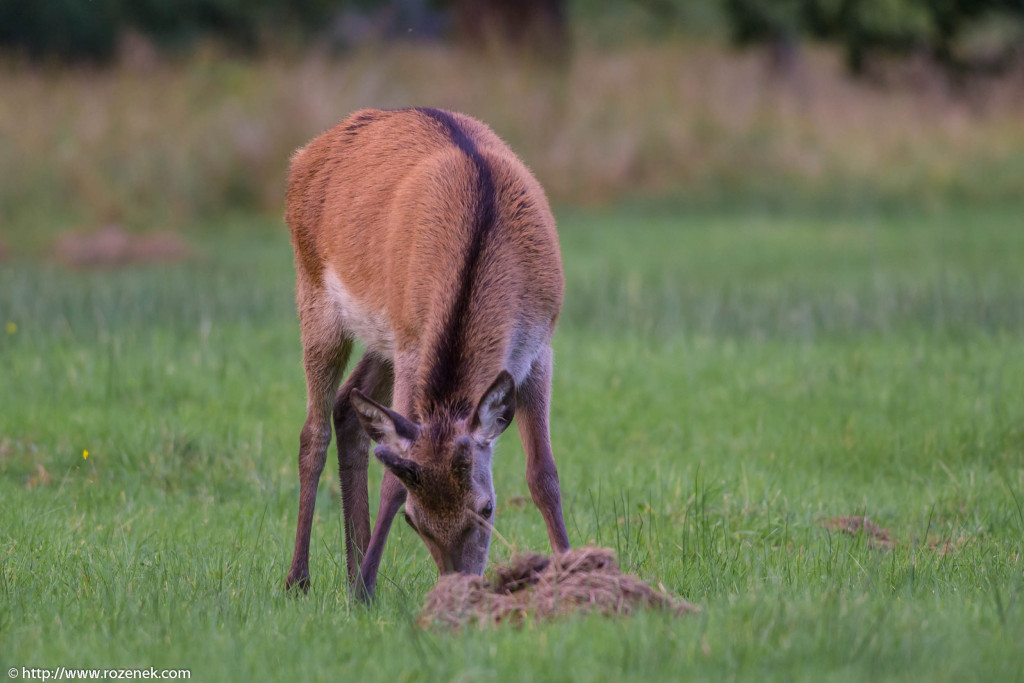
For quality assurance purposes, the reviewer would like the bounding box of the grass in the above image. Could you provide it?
[2,201,1024,681]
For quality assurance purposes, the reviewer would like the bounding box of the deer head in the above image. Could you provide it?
[350,371,516,575]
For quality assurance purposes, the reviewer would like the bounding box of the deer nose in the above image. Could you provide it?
[445,555,480,576]
[449,555,486,577]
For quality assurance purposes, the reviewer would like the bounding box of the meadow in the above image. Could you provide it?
[2,200,1023,681]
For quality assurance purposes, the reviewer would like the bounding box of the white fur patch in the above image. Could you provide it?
[323,268,396,357]
[505,323,549,385]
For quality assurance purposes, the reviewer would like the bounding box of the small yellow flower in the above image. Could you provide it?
[5,321,16,335]
[83,449,89,460]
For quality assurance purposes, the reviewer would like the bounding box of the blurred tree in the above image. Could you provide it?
[449,0,568,55]
[0,0,568,62]
[724,0,1024,75]
[0,0,121,61]
[0,0,337,61]
[723,0,804,73]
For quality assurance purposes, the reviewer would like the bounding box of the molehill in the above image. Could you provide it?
[419,546,699,629]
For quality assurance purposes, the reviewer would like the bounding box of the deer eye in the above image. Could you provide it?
[403,510,417,531]
[480,501,494,519]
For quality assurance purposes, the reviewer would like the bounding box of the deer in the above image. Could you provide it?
[283,107,571,601]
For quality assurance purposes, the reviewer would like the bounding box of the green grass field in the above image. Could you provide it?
[2,202,1023,681]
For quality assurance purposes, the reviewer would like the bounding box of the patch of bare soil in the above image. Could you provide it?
[927,535,969,555]
[52,225,191,268]
[823,515,896,549]
[419,547,699,630]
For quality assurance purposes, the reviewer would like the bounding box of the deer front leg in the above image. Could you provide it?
[354,472,407,602]
[353,357,418,602]
[517,346,571,553]
[332,353,394,589]
[286,340,350,592]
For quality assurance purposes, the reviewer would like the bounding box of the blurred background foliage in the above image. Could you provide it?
[0,0,337,60]
[4,0,1023,69]
[725,0,1024,74]
[1,0,1023,250]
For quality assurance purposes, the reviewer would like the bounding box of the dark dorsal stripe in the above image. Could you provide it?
[414,108,496,415]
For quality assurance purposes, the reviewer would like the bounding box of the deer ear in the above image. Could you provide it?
[374,445,423,491]
[471,370,516,442]
[350,390,420,452]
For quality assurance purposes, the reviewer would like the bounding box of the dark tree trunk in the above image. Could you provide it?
[451,0,567,56]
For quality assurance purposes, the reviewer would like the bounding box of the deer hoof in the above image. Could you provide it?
[285,571,311,594]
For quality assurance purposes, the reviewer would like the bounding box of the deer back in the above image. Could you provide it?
[286,108,563,414]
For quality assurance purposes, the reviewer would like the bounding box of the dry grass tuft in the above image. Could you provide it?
[823,515,896,549]
[418,547,698,630]
[52,225,192,268]
[927,535,970,555]
[25,463,52,489]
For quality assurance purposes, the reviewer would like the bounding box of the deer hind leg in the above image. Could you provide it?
[332,352,394,589]
[517,346,571,553]
[286,325,352,592]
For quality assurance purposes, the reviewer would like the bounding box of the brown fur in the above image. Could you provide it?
[284,108,571,600]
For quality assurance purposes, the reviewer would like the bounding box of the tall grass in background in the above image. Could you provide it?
[1,42,1023,249]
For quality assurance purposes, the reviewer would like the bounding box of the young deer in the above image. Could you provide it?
[284,108,571,600]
